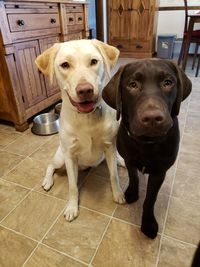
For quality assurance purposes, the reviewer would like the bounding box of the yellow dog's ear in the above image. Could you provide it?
[92,39,120,77]
[35,43,60,84]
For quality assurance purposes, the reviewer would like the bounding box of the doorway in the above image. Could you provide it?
[88,0,104,41]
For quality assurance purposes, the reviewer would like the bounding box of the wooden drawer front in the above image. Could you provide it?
[75,13,84,25]
[66,13,75,26]
[66,32,82,41]
[66,4,83,13]
[5,2,58,14]
[8,13,60,32]
[67,13,84,33]
[111,41,150,52]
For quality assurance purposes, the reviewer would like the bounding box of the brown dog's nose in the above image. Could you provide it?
[140,109,165,127]
[76,83,94,100]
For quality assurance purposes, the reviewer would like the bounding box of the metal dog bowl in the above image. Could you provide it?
[31,113,59,135]
[55,102,62,115]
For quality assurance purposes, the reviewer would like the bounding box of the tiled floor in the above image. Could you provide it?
[0,58,199,267]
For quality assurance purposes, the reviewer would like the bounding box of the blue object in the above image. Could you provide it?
[157,34,177,59]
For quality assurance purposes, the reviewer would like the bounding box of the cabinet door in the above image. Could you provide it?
[14,41,47,109]
[130,0,155,42]
[108,0,131,43]
[39,36,60,97]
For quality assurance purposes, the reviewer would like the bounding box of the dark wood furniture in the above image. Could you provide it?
[0,0,89,131]
[178,0,200,71]
[107,0,159,58]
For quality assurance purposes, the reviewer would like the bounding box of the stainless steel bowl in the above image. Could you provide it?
[55,102,62,115]
[31,113,59,135]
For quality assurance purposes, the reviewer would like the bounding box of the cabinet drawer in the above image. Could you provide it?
[66,13,84,33]
[5,2,58,14]
[8,13,60,32]
[75,13,84,25]
[66,13,75,26]
[111,41,150,52]
[66,4,83,13]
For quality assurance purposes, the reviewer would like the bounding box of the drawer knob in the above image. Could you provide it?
[50,18,56,24]
[117,44,123,49]
[69,17,74,22]
[14,4,19,8]
[78,17,82,21]
[17,20,25,26]
[136,44,143,49]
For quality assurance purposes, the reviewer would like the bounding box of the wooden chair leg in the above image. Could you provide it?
[192,43,199,70]
[182,39,191,71]
[195,53,200,77]
[178,39,185,65]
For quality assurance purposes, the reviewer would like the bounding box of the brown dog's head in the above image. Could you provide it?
[103,59,192,138]
[35,39,119,114]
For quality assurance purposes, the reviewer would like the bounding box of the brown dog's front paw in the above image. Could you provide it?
[124,187,139,203]
[141,217,158,239]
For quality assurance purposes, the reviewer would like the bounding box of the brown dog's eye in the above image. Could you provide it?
[163,79,173,87]
[90,59,98,66]
[129,81,137,89]
[60,62,70,69]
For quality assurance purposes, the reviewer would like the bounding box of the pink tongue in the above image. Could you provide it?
[77,102,95,113]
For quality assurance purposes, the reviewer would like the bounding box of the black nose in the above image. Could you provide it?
[140,109,165,127]
[76,83,94,100]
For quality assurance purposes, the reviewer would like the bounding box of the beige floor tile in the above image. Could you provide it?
[80,173,117,215]
[5,130,52,156]
[24,244,85,267]
[180,132,200,154]
[114,190,169,233]
[165,197,200,245]
[158,236,196,267]
[4,157,45,189]
[35,167,89,200]
[2,191,65,241]
[89,160,129,186]
[43,207,109,263]
[0,226,37,267]
[0,151,25,178]
[185,112,200,133]
[0,179,29,221]
[30,134,59,165]
[0,131,22,148]
[172,152,200,203]
[92,219,160,267]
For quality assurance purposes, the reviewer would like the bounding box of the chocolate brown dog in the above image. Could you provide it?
[103,59,192,239]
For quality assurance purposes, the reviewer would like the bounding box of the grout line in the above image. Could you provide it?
[21,206,66,267]
[162,234,198,248]
[0,224,38,243]
[88,202,121,266]
[0,190,32,225]
[41,243,89,266]
[155,91,191,267]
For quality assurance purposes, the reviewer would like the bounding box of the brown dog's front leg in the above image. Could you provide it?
[141,172,166,239]
[124,163,139,203]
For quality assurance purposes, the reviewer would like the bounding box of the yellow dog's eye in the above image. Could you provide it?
[60,62,70,69]
[90,59,98,66]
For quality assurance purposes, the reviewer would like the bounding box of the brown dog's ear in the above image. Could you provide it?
[102,66,125,120]
[168,61,192,116]
[35,43,60,84]
[92,39,120,77]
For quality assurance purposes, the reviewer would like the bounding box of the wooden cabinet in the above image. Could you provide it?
[108,0,159,58]
[0,0,89,131]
